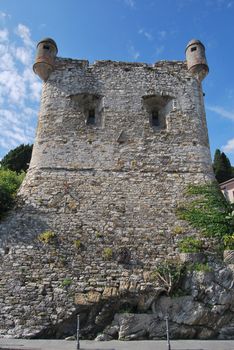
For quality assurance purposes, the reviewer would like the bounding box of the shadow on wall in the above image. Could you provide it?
[0,201,50,248]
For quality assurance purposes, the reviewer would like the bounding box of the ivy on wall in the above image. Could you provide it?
[176,182,234,242]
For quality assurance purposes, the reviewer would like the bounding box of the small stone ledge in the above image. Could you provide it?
[223,250,234,264]
[179,252,206,263]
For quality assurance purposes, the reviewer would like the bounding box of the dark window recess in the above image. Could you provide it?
[43,45,50,50]
[87,109,95,125]
[191,46,197,52]
[152,111,159,127]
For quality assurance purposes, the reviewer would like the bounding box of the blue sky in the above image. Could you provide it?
[0,0,233,164]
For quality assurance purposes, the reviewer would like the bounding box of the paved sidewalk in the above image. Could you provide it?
[0,339,234,350]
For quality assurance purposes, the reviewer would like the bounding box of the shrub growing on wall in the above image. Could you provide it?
[0,169,25,218]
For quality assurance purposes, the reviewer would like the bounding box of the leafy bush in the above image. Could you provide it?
[0,169,25,218]
[151,260,185,296]
[187,262,212,273]
[176,182,233,238]
[0,186,13,214]
[179,237,203,253]
[225,208,234,227]
[223,234,234,250]
[0,168,25,194]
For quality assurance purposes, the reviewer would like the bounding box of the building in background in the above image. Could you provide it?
[220,178,234,203]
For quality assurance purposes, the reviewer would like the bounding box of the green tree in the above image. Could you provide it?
[0,169,25,218]
[213,149,233,183]
[0,144,33,173]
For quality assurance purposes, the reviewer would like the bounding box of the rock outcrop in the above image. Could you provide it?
[0,243,233,339]
[97,262,234,340]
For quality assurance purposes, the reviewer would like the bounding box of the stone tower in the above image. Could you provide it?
[0,39,227,340]
[16,37,214,249]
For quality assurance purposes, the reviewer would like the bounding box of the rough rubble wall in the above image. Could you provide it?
[0,59,220,338]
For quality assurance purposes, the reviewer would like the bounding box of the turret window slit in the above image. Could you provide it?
[152,110,159,127]
[87,109,96,125]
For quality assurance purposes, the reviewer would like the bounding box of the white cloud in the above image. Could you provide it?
[222,139,234,154]
[0,138,13,150]
[206,0,234,8]
[39,23,46,30]
[15,23,34,48]
[0,29,8,42]
[0,12,10,21]
[0,109,35,147]
[24,107,38,117]
[207,105,234,121]
[0,52,15,71]
[154,45,165,57]
[138,28,153,41]
[124,0,135,8]
[23,68,42,101]
[158,30,167,40]
[0,12,7,18]
[0,24,41,105]
[227,89,234,99]
[15,47,32,65]
[128,43,140,60]
[0,21,41,156]
[0,70,26,104]
[29,81,42,101]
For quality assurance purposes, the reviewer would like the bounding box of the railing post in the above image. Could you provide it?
[76,314,80,350]
[165,315,171,350]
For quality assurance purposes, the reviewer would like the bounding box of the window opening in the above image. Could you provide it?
[43,45,50,50]
[172,99,177,110]
[152,110,159,127]
[191,46,197,52]
[87,109,95,125]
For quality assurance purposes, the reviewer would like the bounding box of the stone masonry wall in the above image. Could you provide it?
[0,58,217,338]
[0,58,214,244]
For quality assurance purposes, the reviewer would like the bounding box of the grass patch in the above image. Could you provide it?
[38,231,56,244]
[102,247,113,260]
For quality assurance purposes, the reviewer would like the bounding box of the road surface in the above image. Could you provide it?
[0,339,234,350]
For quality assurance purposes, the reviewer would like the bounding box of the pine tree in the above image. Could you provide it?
[0,144,33,173]
[213,149,233,183]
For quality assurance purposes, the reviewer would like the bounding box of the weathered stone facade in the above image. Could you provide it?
[0,56,214,247]
[1,39,233,340]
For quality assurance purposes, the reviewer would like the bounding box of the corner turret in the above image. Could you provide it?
[33,38,58,81]
[185,39,209,81]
